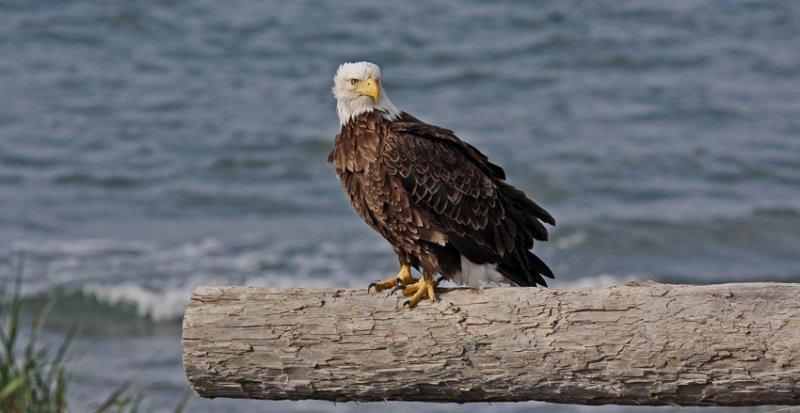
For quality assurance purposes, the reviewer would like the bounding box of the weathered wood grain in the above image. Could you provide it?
[182,282,800,405]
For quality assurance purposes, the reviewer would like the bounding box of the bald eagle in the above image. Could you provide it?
[328,62,555,308]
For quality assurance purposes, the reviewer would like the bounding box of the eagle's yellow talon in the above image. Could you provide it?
[367,264,417,293]
[401,276,438,308]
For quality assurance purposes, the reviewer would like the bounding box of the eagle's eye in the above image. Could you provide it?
[350,79,359,85]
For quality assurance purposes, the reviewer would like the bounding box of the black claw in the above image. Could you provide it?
[432,295,438,303]
[367,281,379,293]
[436,276,446,284]
[403,300,411,308]
[388,284,405,295]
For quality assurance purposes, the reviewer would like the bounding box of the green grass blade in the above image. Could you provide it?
[0,374,25,399]
[46,322,79,385]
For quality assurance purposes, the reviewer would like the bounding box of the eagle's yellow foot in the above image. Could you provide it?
[401,276,439,308]
[368,264,417,293]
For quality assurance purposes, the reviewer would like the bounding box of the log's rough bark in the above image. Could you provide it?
[182,282,800,405]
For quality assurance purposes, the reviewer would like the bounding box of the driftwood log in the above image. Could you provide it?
[182,282,800,405]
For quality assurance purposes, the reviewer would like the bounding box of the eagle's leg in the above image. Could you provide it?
[401,272,439,308]
[368,264,417,293]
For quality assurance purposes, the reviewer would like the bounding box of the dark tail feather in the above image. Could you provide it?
[496,250,554,288]
[526,250,554,279]
[497,262,548,287]
[497,263,539,287]
[524,213,549,241]
[498,181,556,226]
[522,197,555,226]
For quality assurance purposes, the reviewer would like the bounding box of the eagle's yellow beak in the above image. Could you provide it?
[356,77,380,102]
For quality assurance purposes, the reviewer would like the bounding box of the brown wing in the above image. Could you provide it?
[382,117,555,286]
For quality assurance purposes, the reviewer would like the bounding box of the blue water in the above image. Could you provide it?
[1,0,799,411]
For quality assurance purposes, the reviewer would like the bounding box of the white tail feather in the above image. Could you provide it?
[450,255,513,287]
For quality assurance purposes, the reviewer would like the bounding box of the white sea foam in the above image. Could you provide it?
[151,237,223,261]
[554,231,588,250]
[12,238,155,256]
[80,282,196,321]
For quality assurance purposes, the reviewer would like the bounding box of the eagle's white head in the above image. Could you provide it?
[332,61,400,126]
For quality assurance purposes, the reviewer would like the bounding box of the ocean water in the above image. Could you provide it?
[1,0,799,411]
